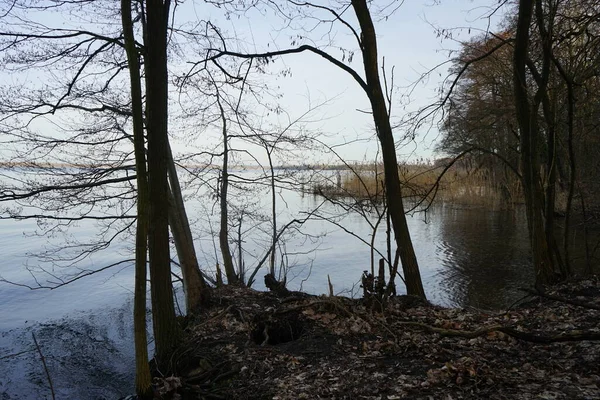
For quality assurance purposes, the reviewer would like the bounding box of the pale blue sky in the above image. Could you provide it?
[173,0,510,165]
[0,0,510,166]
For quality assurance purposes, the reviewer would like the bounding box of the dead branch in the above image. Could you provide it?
[396,321,600,343]
[264,273,291,297]
[0,349,35,360]
[275,299,354,318]
[0,259,135,290]
[32,332,55,400]
[520,287,600,311]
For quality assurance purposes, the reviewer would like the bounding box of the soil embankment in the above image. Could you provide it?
[155,278,600,399]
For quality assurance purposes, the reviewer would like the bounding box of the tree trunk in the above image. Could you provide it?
[121,0,152,396]
[351,0,426,299]
[237,212,245,282]
[542,102,565,275]
[562,80,576,275]
[267,150,277,278]
[216,98,238,284]
[534,0,566,278]
[513,0,555,286]
[144,0,180,367]
[166,142,209,310]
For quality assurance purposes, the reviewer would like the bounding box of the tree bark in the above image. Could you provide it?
[351,0,426,299]
[216,97,238,284]
[267,150,277,278]
[513,0,555,286]
[144,0,180,366]
[562,78,576,275]
[166,142,209,310]
[533,0,566,277]
[121,0,152,396]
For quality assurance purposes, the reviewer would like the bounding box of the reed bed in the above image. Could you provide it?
[312,162,523,209]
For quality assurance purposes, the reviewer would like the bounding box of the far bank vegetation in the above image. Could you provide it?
[311,157,527,209]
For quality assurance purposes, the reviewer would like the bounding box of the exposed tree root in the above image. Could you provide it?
[271,295,600,344]
[396,321,600,343]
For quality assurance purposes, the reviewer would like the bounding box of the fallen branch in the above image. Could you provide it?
[0,349,35,360]
[275,299,354,318]
[396,321,600,343]
[519,287,600,311]
[197,305,234,328]
[32,332,55,400]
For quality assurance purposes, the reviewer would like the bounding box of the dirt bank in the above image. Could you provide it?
[154,277,600,399]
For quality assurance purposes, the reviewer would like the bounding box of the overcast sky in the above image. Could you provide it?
[0,0,511,167]
[173,0,511,165]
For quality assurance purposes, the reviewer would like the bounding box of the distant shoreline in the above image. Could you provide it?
[0,161,388,171]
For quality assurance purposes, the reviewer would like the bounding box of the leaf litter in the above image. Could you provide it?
[156,277,600,399]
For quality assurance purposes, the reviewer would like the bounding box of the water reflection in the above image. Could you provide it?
[433,204,533,309]
[4,168,599,398]
[0,303,136,399]
[292,193,538,309]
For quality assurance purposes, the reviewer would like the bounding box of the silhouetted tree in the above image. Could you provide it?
[200,0,427,298]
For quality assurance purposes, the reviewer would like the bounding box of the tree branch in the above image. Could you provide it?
[201,45,369,95]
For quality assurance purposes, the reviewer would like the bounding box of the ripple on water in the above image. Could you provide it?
[0,301,137,400]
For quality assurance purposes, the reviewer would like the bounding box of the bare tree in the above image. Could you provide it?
[0,0,220,378]
[436,0,600,282]
[143,0,182,367]
[197,0,427,298]
[0,0,140,289]
[120,0,152,394]
[215,87,239,284]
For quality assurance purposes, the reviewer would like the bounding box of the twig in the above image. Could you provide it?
[395,321,600,343]
[0,349,35,360]
[32,332,55,400]
[0,259,135,290]
[519,287,600,311]
[504,292,536,313]
[361,312,398,344]
[275,299,353,318]
[197,305,234,328]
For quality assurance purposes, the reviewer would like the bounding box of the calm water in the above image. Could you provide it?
[0,171,539,398]
[265,194,534,309]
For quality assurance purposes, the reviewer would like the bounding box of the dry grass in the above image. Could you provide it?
[313,163,523,208]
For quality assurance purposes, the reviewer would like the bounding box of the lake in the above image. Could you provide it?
[0,169,545,398]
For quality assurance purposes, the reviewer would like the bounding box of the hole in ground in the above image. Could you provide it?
[251,313,304,345]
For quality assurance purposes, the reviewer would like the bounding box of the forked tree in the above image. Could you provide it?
[198,0,427,298]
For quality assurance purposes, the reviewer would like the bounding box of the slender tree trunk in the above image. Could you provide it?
[351,0,426,299]
[579,187,592,274]
[563,80,576,274]
[267,150,277,278]
[534,0,566,277]
[121,0,152,396]
[539,0,577,276]
[238,213,245,283]
[542,105,565,275]
[216,97,238,284]
[540,94,562,273]
[166,142,209,310]
[513,0,555,286]
[144,0,180,367]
